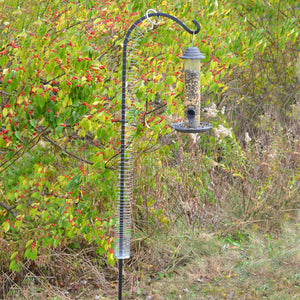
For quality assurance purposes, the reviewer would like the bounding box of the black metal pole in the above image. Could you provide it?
[118,259,123,300]
[118,12,201,298]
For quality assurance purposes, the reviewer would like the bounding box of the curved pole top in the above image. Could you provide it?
[147,12,201,34]
[124,12,201,42]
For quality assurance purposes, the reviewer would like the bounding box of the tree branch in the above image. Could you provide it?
[0,201,17,218]
[40,132,94,165]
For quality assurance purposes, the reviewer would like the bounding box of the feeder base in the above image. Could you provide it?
[171,122,212,133]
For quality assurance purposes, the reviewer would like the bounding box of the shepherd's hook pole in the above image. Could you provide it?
[118,259,123,299]
[117,12,201,300]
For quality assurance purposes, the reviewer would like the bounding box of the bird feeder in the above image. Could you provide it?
[171,47,212,133]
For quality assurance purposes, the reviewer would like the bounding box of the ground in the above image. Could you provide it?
[3,221,299,300]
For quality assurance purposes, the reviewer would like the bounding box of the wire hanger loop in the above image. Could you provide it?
[145,9,161,29]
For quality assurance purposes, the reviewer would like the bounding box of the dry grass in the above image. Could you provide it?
[132,221,300,299]
[1,247,118,300]
[1,220,298,299]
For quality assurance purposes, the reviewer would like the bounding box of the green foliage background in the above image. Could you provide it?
[0,0,298,287]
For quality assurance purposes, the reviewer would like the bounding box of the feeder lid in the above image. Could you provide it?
[181,47,205,60]
[171,122,212,133]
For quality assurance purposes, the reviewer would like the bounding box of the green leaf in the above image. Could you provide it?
[48,237,54,247]
[32,192,41,199]
[9,260,17,271]
[53,238,60,248]
[14,220,22,229]
[107,250,115,266]
[39,94,46,109]
[10,251,18,260]
[30,119,36,128]
[29,208,37,216]
[29,248,38,260]
[39,23,47,36]
[24,248,31,259]
[14,131,21,140]
[96,246,106,255]
[26,239,34,248]
[2,221,10,233]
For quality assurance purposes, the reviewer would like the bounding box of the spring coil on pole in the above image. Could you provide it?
[114,26,145,259]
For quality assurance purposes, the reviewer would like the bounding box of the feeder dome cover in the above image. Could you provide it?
[181,47,205,60]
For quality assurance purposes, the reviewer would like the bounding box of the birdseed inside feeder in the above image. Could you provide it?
[171,47,212,133]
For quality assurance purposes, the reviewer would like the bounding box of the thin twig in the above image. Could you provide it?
[40,132,94,165]
[0,134,42,174]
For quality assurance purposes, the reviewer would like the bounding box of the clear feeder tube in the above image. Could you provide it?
[184,58,201,127]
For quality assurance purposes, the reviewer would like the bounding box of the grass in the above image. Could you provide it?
[1,221,299,299]
[128,220,300,300]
